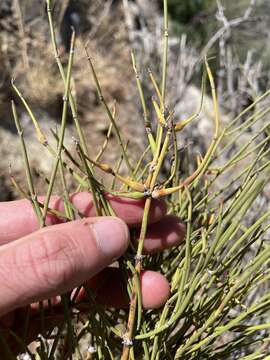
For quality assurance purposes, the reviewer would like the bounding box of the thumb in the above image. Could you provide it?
[0,217,129,317]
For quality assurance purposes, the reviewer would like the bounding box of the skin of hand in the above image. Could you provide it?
[0,192,186,353]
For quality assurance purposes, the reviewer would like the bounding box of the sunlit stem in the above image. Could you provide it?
[41,31,76,225]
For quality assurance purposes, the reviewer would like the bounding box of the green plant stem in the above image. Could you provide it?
[121,197,152,360]
[85,47,133,174]
[10,87,89,191]
[161,0,168,102]
[12,101,43,226]
[46,0,90,161]
[121,118,171,360]
[76,142,101,215]
[131,52,156,155]
[175,245,270,357]
[41,30,75,225]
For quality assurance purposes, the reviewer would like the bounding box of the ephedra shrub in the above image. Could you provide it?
[3,0,270,358]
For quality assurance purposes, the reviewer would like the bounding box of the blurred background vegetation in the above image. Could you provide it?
[165,0,270,77]
[166,0,268,50]
[161,0,216,44]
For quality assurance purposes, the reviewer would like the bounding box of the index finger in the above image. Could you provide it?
[0,192,166,244]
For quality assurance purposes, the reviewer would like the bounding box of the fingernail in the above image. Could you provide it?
[92,217,129,259]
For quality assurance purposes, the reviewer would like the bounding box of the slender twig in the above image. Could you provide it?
[131,53,156,155]
[12,101,43,226]
[46,0,92,165]
[85,47,133,174]
[161,0,168,103]
[41,30,76,225]
[76,142,101,215]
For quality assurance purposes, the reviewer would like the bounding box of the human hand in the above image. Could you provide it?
[0,192,185,351]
